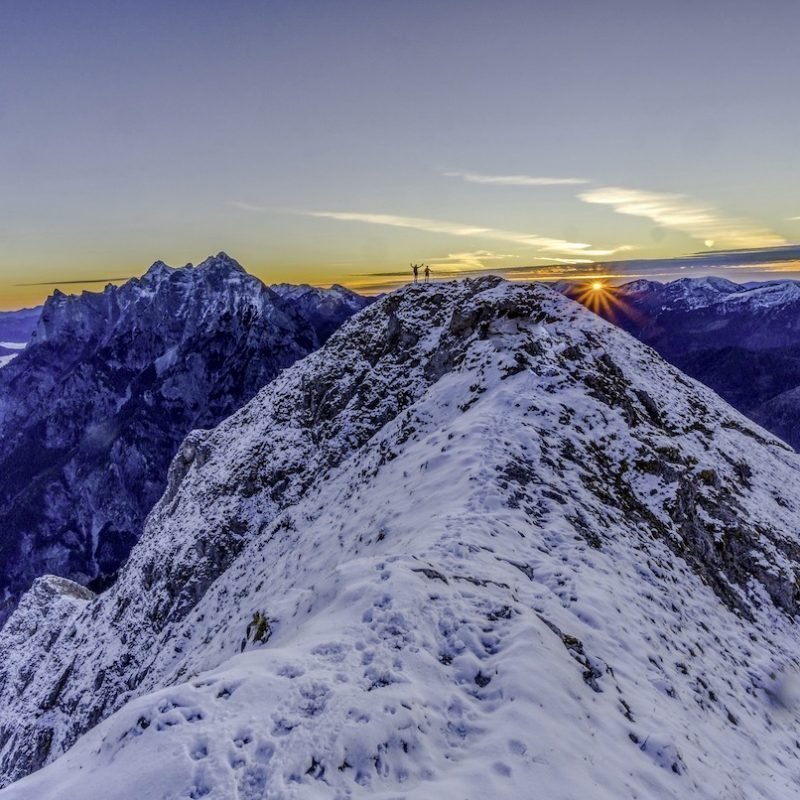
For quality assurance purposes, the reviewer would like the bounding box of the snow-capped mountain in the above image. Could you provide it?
[1,277,799,799]
[565,276,800,450]
[615,275,800,316]
[0,253,370,624]
[271,283,372,342]
[616,275,745,311]
[0,307,41,368]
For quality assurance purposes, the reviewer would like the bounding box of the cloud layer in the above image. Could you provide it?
[305,210,626,258]
[579,186,785,249]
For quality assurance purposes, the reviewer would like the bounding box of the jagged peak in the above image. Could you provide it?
[138,254,249,286]
[142,259,176,277]
[195,251,247,274]
[330,283,357,295]
[139,260,196,286]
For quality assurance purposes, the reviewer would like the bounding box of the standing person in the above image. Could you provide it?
[411,263,419,283]
[424,264,431,284]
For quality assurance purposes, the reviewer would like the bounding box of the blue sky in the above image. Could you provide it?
[1,0,799,306]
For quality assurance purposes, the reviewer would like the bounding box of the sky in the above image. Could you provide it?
[1,0,799,308]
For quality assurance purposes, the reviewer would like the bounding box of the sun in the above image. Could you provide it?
[575,279,623,320]
[573,279,645,326]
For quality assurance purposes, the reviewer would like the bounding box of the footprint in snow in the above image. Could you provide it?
[275,663,305,679]
[237,765,268,800]
[233,730,253,748]
[189,741,208,761]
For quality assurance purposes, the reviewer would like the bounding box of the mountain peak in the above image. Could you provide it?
[670,275,742,294]
[195,251,247,274]
[140,260,177,282]
[618,278,664,293]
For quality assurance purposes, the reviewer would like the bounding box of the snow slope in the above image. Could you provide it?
[2,278,800,799]
[0,342,26,370]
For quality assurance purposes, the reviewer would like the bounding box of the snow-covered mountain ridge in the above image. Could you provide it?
[1,277,800,798]
[0,253,370,623]
[616,275,800,313]
[564,276,800,451]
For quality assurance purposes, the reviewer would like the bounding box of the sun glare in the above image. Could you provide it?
[572,280,647,326]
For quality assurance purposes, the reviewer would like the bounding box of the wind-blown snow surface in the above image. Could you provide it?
[2,278,800,799]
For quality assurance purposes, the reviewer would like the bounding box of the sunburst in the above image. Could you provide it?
[572,280,644,325]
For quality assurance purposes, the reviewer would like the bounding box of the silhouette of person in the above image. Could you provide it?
[424,265,431,284]
[412,263,419,283]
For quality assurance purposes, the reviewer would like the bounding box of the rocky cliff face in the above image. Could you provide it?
[1,277,799,799]
[0,253,370,623]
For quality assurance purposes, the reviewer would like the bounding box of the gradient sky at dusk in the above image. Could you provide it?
[2,0,799,308]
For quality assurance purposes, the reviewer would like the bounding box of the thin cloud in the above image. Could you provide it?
[426,250,602,273]
[427,250,515,271]
[444,171,590,186]
[579,186,785,249]
[227,200,269,213]
[304,210,627,258]
[352,255,592,281]
[14,277,132,287]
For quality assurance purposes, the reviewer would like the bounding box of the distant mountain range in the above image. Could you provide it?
[0,306,41,343]
[0,253,370,624]
[562,276,800,450]
[1,277,799,798]
[0,307,41,367]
